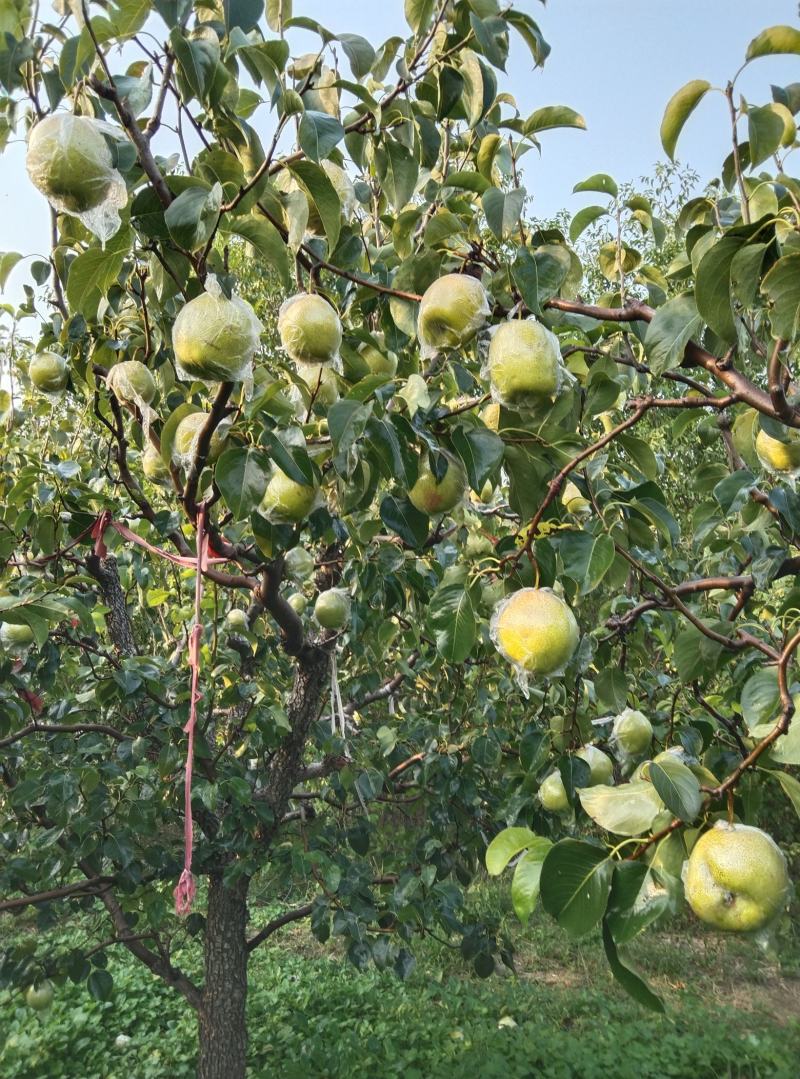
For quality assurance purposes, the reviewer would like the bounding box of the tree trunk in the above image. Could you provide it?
[198,872,250,1079]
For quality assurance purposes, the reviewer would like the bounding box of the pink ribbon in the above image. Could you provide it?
[91,507,224,915]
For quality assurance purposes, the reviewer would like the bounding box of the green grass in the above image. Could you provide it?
[2,888,799,1079]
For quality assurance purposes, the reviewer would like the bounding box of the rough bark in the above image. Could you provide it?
[198,872,250,1079]
[259,643,331,846]
[85,553,137,656]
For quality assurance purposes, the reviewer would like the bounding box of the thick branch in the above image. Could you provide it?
[255,560,305,656]
[93,880,202,1009]
[246,903,313,952]
[547,298,800,427]
[0,876,115,912]
[0,721,125,749]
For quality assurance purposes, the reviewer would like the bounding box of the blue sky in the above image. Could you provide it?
[1,0,798,306]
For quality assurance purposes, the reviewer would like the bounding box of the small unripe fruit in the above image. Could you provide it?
[26,114,113,214]
[487,319,563,409]
[25,982,54,1011]
[685,821,791,933]
[575,744,614,786]
[1,622,35,650]
[29,352,68,393]
[358,334,398,378]
[482,402,501,431]
[107,360,156,407]
[287,592,307,614]
[539,770,570,812]
[172,290,262,382]
[142,445,170,484]
[408,451,467,516]
[612,708,653,756]
[173,412,227,464]
[492,588,579,678]
[261,469,318,523]
[417,274,490,353]
[294,360,339,406]
[225,609,249,633]
[314,588,351,629]
[284,547,315,580]
[278,293,342,364]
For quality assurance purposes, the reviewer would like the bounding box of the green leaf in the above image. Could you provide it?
[215,447,271,519]
[87,969,114,1002]
[595,668,628,713]
[741,668,780,731]
[511,839,553,924]
[380,495,429,548]
[376,140,419,210]
[525,105,586,135]
[259,428,315,486]
[761,254,800,339]
[327,399,370,470]
[730,242,768,308]
[0,31,34,92]
[66,226,132,318]
[649,758,702,822]
[577,782,663,836]
[748,104,786,166]
[695,237,745,344]
[602,919,665,1013]
[164,183,221,251]
[221,215,290,289]
[569,205,608,243]
[750,720,800,765]
[505,9,550,68]
[405,0,435,33]
[430,583,477,664]
[660,79,711,160]
[287,160,341,250]
[169,27,218,103]
[450,426,504,491]
[573,173,618,198]
[558,531,615,595]
[485,826,539,875]
[606,861,670,944]
[511,245,570,316]
[298,110,345,163]
[746,25,800,61]
[0,250,22,291]
[540,839,613,937]
[460,49,490,127]
[337,33,375,80]
[643,293,702,374]
[482,186,526,241]
[441,170,491,194]
[266,0,291,31]
[775,770,800,819]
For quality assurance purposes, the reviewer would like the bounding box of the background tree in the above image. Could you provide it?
[1,4,799,1077]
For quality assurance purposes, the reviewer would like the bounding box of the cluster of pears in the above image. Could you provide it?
[223,545,350,632]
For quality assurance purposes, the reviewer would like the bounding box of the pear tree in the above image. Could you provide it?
[1,5,800,1077]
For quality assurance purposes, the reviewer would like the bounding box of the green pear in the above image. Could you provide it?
[408,451,467,515]
[685,822,790,932]
[417,273,490,353]
[28,351,68,393]
[26,114,113,213]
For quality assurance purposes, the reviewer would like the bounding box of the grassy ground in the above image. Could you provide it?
[1,887,799,1079]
